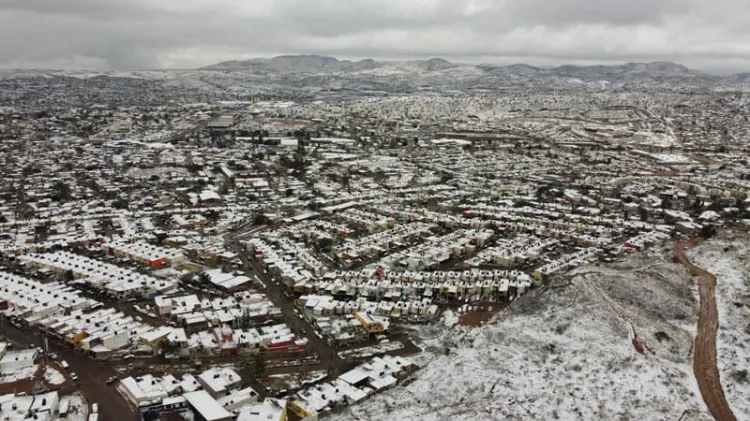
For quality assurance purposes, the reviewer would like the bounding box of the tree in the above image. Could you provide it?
[51,180,72,202]
[113,197,130,210]
[179,273,195,284]
[316,237,334,252]
[639,207,649,222]
[373,169,386,184]
[700,224,717,239]
[197,272,211,286]
[161,338,181,356]
[204,210,221,222]
[253,213,271,226]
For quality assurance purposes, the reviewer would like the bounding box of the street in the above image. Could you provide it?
[2,322,137,421]
[226,239,352,376]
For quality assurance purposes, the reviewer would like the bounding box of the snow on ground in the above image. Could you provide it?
[338,341,404,359]
[442,309,459,328]
[330,250,712,421]
[0,365,38,383]
[688,232,750,418]
[44,366,66,385]
[55,393,87,421]
[264,370,328,392]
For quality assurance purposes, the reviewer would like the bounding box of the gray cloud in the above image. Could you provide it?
[1,0,749,72]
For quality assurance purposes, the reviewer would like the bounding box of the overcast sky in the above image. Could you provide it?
[1,0,749,73]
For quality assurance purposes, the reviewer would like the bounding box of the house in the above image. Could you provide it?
[354,311,389,334]
[183,391,234,421]
[0,391,59,420]
[198,367,242,398]
[0,349,39,372]
[237,398,287,421]
[120,375,170,406]
[217,386,260,412]
[139,326,174,347]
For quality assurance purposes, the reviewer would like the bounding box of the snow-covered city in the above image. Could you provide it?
[1,53,750,421]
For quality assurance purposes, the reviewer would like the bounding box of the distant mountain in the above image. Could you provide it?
[204,55,464,73]
[201,55,719,81]
[4,56,750,106]
[723,73,750,83]
[405,58,457,72]
[203,54,386,73]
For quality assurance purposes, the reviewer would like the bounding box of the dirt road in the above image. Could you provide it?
[674,238,736,421]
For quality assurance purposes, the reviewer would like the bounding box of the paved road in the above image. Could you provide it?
[674,238,736,421]
[2,323,137,421]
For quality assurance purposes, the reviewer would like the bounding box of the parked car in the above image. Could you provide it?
[48,353,58,361]
[60,361,69,369]
[105,376,118,385]
[70,373,78,381]
[91,403,98,413]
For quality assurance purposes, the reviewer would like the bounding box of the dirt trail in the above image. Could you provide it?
[575,274,645,356]
[674,238,736,421]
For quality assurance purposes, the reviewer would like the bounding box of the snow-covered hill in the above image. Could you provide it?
[329,248,717,421]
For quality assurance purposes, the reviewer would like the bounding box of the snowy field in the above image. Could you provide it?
[338,341,405,359]
[44,366,66,385]
[55,393,88,421]
[329,248,715,421]
[687,232,750,418]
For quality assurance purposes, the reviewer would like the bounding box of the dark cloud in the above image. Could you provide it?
[0,0,748,72]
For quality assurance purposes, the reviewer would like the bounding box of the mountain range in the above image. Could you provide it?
[202,55,457,73]
[195,54,750,94]
[203,54,742,79]
[2,55,749,106]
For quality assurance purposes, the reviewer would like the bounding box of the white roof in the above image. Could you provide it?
[237,398,286,421]
[183,391,234,421]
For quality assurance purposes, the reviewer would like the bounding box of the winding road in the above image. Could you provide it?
[674,238,736,421]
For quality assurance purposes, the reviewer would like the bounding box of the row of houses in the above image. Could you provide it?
[532,248,601,280]
[374,228,494,271]
[174,324,308,356]
[293,276,531,303]
[0,272,92,319]
[270,219,352,243]
[103,239,183,268]
[122,371,286,421]
[465,237,559,267]
[155,293,283,330]
[299,296,426,326]
[244,238,319,286]
[335,208,396,232]
[20,251,177,299]
[288,355,418,420]
[330,222,434,262]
